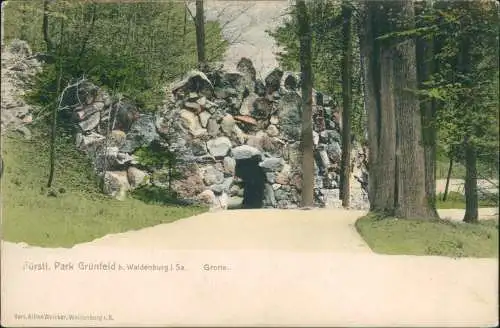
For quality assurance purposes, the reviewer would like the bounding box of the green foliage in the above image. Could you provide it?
[133,141,183,194]
[270,1,498,176]
[415,1,499,174]
[5,1,228,112]
[134,145,172,170]
[131,185,182,206]
[267,0,366,140]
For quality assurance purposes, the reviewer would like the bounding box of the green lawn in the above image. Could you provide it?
[436,191,498,209]
[355,213,499,258]
[1,128,207,248]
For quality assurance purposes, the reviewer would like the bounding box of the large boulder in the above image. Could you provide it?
[61,80,100,109]
[8,39,32,58]
[103,171,130,201]
[112,100,141,132]
[202,165,225,185]
[265,68,284,94]
[231,145,261,160]
[236,57,257,82]
[127,167,150,189]
[239,93,258,116]
[223,156,236,176]
[172,164,206,198]
[120,115,159,153]
[278,92,302,140]
[171,70,214,99]
[220,114,236,135]
[281,72,299,91]
[252,97,274,120]
[259,157,285,172]
[207,137,232,157]
[76,132,106,153]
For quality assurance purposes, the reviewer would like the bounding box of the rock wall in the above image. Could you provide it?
[1,42,369,210]
[70,58,369,209]
[1,40,41,139]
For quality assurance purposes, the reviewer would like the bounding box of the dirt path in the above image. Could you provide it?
[2,208,498,327]
[85,208,371,252]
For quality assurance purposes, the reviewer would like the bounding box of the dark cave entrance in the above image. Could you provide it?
[234,156,266,209]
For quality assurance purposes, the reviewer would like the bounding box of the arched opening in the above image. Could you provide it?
[234,155,265,209]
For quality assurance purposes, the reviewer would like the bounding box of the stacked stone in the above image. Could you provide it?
[156,58,363,209]
[59,56,368,209]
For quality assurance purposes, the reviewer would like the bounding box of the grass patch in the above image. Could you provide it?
[355,212,499,258]
[436,191,499,209]
[1,127,207,248]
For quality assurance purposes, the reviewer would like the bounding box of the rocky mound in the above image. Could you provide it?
[68,58,368,209]
[1,42,369,210]
[1,39,41,139]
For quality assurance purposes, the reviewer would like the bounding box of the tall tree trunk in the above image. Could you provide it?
[297,0,314,207]
[359,1,381,210]
[416,2,438,215]
[363,3,397,214]
[375,36,397,214]
[340,0,353,208]
[458,26,478,223]
[463,137,478,223]
[195,0,206,68]
[47,18,64,188]
[42,0,54,53]
[392,0,436,219]
[442,157,453,201]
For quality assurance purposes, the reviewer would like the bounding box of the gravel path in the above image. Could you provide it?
[1,208,498,327]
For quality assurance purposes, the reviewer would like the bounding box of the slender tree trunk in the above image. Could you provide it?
[47,18,64,188]
[442,157,453,201]
[359,1,381,210]
[340,0,353,208]
[463,137,478,223]
[297,0,314,207]
[458,26,479,223]
[42,0,54,53]
[415,2,438,216]
[416,2,438,215]
[195,0,206,68]
[392,0,436,219]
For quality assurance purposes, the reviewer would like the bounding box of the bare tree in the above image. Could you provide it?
[297,0,314,207]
